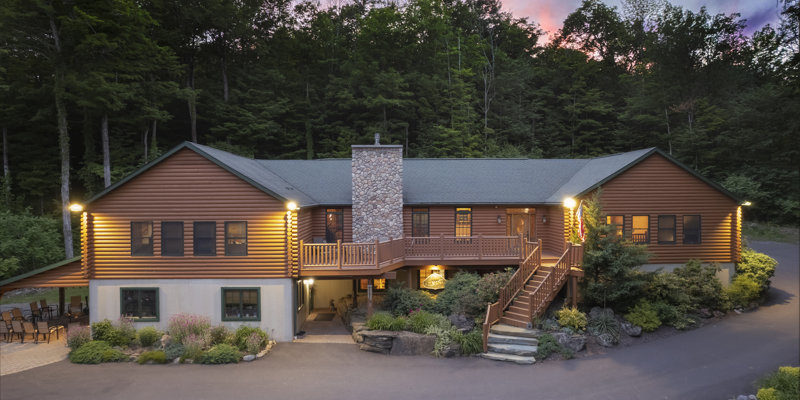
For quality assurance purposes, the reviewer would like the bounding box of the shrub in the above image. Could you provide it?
[738,248,778,292]
[69,341,126,364]
[407,310,451,334]
[232,326,268,352]
[588,311,620,343]
[168,313,211,344]
[200,344,241,364]
[423,324,456,358]
[475,268,514,306]
[137,350,168,364]
[182,333,206,360]
[757,366,799,400]
[389,316,408,331]
[453,329,483,355]
[91,320,114,342]
[164,342,185,361]
[91,318,136,347]
[137,326,162,348]
[727,275,762,308]
[556,307,587,333]
[382,286,436,316]
[536,333,574,360]
[209,325,232,345]
[625,301,661,332]
[245,332,264,354]
[672,261,729,311]
[434,272,482,316]
[366,312,394,330]
[67,326,92,350]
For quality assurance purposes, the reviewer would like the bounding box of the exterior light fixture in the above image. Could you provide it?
[742,201,752,206]
[303,279,314,285]
[422,268,446,290]
[69,203,84,212]
[497,215,502,224]
[563,197,577,209]
[542,215,548,224]
[287,201,298,211]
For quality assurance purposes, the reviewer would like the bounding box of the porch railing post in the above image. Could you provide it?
[375,239,380,269]
[299,240,304,272]
[440,233,445,260]
[478,234,483,259]
[519,234,524,261]
[337,240,342,269]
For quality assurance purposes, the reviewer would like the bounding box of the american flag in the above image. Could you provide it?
[576,200,585,242]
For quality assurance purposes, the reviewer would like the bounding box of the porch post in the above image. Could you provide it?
[366,278,373,318]
[352,279,358,309]
[59,287,66,317]
[570,276,578,308]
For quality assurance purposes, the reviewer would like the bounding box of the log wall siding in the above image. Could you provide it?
[598,153,739,263]
[0,260,87,294]
[310,207,353,242]
[81,212,94,278]
[87,149,290,279]
[297,208,313,244]
[288,210,298,277]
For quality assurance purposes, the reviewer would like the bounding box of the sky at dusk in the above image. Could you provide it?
[501,0,784,39]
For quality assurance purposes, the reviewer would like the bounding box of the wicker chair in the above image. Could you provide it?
[40,299,58,319]
[29,302,43,322]
[1,311,12,328]
[11,308,27,321]
[10,320,24,343]
[35,321,64,344]
[0,322,11,342]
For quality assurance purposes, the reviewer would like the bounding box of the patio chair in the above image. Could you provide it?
[2,311,12,328]
[0,322,11,342]
[68,296,83,317]
[21,321,37,343]
[35,321,64,344]
[40,299,58,319]
[11,320,25,343]
[11,308,27,321]
[29,302,43,322]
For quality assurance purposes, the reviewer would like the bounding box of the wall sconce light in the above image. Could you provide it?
[286,201,298,211]
[497,215,503,224]
[69,203,84,212]
[303,279,314,285]
[542,215,548,224]
[563,197,577,209]
[741,201,752,206]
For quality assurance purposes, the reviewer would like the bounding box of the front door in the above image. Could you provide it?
[507,209,535,240]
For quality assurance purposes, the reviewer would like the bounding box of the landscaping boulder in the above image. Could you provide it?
[621,322,642,337]
[390,332,435,356]
[448,314,475,333]
[242,354,256,362]
[595,333,617,347]
[359,330,397,354]
[351,322,367,343]
[441,341,461,358]
[160,334,172,348]
[697,308,713,319]
[552,332,586,353]
[589,307,614,320]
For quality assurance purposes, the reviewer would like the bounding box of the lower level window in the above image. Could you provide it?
[358,279,386,292]
[222,288,260,321]
[120,288,159,321]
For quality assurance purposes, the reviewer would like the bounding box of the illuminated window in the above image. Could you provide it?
[222,288,260,321]
[358,279,386,291]
[131,221,153,256]
[606,215,624,237]
[412,208,430,237]
[632,216,649,244]
[161,221,184,256]
[455,208,472,237]
[225,221,247,256]
[658,215,676,244]
[683,215,701,244]
[325,208,344,243]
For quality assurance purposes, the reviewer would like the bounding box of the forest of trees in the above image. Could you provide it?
[0,0,797,279]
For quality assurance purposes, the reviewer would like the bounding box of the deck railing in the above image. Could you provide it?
[299,235,526,271]
[481,239,541,352]
[528,243,583,319]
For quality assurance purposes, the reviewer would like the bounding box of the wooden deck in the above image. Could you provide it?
[299,235,537,276]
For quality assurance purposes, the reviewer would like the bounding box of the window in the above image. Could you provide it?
[358,279,386,292]
[606,215,624,237]
[658,215,676,244]
[161,221,184,256]
[455,208,472,237]
[222,288,260,321]
[683,215,701,244]
[131,221,153,256]
[120,288,159,321]
[325,208,344,243]
[225,222,247,256]
[632,216,649,244]
[412,208,430,237]
[193,222,216,256]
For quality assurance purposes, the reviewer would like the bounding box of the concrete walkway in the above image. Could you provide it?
[0,241,796,400]
[294,309,355,344]
[0,334,70,376]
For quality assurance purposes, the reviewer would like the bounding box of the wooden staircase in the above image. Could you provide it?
[482,243,583,350]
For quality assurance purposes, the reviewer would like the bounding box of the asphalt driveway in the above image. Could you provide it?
[1,241,797,400]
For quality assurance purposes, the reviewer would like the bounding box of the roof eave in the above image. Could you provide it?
[0,256,82,288]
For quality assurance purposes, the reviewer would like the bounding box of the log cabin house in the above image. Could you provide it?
[0,139,743,341]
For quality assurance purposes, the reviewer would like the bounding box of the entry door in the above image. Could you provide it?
[508,213,535,240]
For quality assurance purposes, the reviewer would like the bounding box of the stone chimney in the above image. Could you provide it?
[352,135,403,243]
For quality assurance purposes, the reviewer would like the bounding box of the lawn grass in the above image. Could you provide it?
[0,287,89,305]
[743,222,799,244]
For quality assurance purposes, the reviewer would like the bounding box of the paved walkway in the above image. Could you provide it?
[0,334,70,376]
[294,309,355,344]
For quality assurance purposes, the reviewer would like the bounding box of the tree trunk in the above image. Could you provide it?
[664,106,672,155]
[2,127,9,206]
[101,114,111,188]
[305,82,313,160]
[143,125,149,163]
[187,57,197,142]
[151,119,158,155]
[221,42,229,102]
[51,14,73,259]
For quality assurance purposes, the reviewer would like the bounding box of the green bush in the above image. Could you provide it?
[138,350,168,364]
[556,307,587,332]
[389,316,408,331]
[738,248,778,292]
[407,310,451,334]
[67,326,92,350]
[727,275,762,308]
[164,342,184,361]
[366,312,395,330]
[232,326,267,352]
[434,272,482,316]
[381,286,435,316]
[69,341,126,364]
[424,324,456,357]
[625,301,661,332]
[91,318,136,347]
[91,320,114,342]
[209,325,232,345]
[167,313,211,344]
[453,329,483,355]
[536,333,573,360]
[182,333,206,360]
[588,310,620,343]
[200,344,241,364]
[757,366,799,400]
[137,326,162,348]
[475,268,514,306]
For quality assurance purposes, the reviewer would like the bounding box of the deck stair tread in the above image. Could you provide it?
[487,333,538,345]
[480,352,536,365]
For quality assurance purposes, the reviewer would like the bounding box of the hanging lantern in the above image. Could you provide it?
[422,269,446,290]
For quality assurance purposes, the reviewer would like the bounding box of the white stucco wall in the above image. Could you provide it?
[89,278,294,341]
[639,262,735,287]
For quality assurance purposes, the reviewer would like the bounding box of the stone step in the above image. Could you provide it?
[487,343,538,356]
[487,333,539,346]
[480,352,536,365]
[490,324,540,338]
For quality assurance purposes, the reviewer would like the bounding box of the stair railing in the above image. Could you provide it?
[482,239,541,352]
[527,243,582,320]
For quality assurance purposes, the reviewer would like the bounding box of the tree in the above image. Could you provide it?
[0,210,64,279]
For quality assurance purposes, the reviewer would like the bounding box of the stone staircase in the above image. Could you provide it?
[480,324,541,364]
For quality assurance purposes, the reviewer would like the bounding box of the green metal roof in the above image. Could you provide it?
[0,256,82,288]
